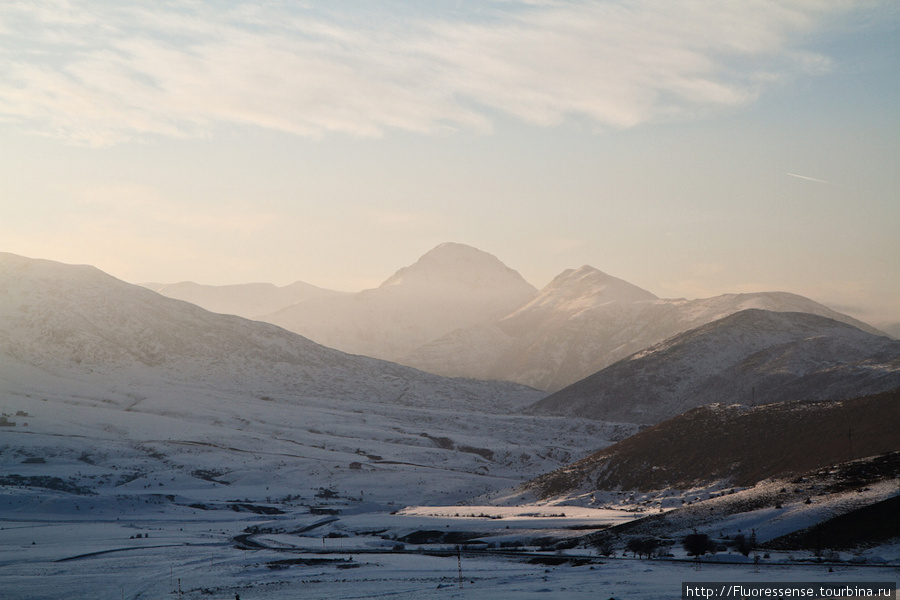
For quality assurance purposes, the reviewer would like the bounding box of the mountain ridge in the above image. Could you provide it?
[404,281,883,391]
[259,243,538,362]
[126,243,886,392]
[525,308,900,424]
[141,280,347,320]
[0,251,541,414]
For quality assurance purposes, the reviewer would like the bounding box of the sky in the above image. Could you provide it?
[1,0,898,327]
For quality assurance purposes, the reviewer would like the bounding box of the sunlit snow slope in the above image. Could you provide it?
[526,309,900,424]
[0,252,625,507]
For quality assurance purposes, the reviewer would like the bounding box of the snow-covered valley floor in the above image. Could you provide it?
[3,493,898,600]
[0,497,898,600]
[1,354,897,598]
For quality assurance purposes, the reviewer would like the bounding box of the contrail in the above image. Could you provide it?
[786,172,835,185]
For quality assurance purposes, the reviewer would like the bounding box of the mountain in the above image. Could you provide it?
[0,252,541,413]
[402,266,660,390]
[1,252,637,509]
[520,388,900,499]
[139,246,886,395]
[525,309,900,424]
[403,266,883,391]
[260,243,538,362]
[142,280,347,320]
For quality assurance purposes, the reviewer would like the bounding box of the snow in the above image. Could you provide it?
[404,280,885,393]
[2,502,897,600]
[2,253,897,599]
[138,245,887,394]
[526,309,900,423]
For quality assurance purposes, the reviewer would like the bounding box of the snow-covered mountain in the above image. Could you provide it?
[3,252,897,599]
[402,266,660,390]
[525,309,900,424]
[260,243,538,362]
[139,245,883,394]
[142,280,347,320]
[0,252,541,413]
[404,268,884,392]
[883,321,900,339]
[1,252,625,507]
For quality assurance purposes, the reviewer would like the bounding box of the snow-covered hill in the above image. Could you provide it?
[0,253,541,413]
[525,309,900,424]
[2,253,896,600]
[579,451,900,562]
[0,252,632,507]
[260,243,538,362]
[142,280,347,320]
[404,269,884,392]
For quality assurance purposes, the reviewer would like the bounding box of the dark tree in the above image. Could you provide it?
[683,533,713,557]
[627,537,660,559]
[732,533,753,557]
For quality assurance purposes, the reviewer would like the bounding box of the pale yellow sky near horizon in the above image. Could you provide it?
[1,1,897,326]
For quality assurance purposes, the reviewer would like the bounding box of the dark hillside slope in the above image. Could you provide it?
[527,388,900,498]
[580,451,900,551]
[767,494,900,551]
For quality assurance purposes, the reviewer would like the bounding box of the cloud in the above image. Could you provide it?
[0,0,869,145]
[786,172,836,185]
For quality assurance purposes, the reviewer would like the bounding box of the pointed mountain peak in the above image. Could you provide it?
[540,265,658,303]
[380,243,536,293]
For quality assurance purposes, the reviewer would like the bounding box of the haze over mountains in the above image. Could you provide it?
[142,280,347,321]
[148,242,885,392]
[0,252,539,414]
[262,243,538,363]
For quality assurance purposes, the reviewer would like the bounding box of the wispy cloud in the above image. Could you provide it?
[0,0,869,145]
[786,172,836,185]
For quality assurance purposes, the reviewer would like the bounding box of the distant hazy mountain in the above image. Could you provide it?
[0,252,539,413]
[522,388,900,499]
[142,280,347,320]
[139,244,886,394]
[525,309,900,424]
[404,267,884,392]
[260,243,538,362]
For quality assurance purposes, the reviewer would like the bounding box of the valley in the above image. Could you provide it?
[1,250,898,599]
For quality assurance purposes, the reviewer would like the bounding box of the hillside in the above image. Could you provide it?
[578,451,900,554]
[526,309,900,423]
[522,388,900,499]
[0,252,539,413]
[0,252,623,508]
[404,278,881,392]
[140,245,883,394]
